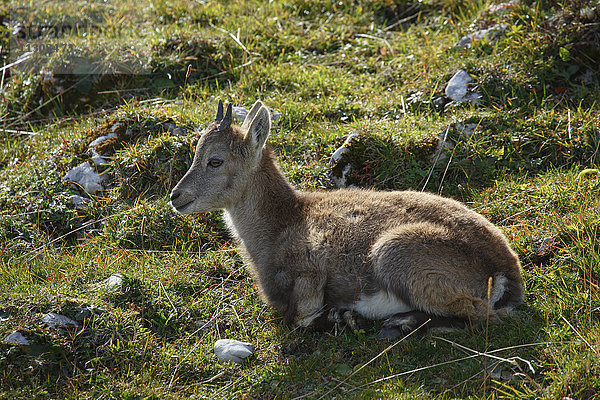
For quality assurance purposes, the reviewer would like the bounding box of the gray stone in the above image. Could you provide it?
[456,123,478,138]
[163,122,187,136]
[110,122,124,133]
[87,148,108,167]
[233,106,249,123]
[3,331,30,345]
[438,127,453,147]
[194,319,215,330]
[41,312,79,329]
[63,161,107,195]
[89,132,117,147]
[445,70,482,104]
[214,339,255,363]
[70,194,89,209]
[486,360,504,380]
[457,23,508,48]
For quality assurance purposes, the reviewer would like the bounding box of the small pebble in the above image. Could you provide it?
[105,273,123,292]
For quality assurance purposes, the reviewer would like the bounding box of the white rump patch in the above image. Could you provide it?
[353,291,412,320]
[490,275,509,306]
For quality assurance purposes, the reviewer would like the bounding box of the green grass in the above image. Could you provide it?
[1,0,599,398]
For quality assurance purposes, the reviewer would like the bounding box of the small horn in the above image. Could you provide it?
[215,100,224,121]
[218,103,233,130]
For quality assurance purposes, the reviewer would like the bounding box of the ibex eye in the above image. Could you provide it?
[208,159,223,168]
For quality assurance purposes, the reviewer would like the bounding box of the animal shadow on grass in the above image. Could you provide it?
[269,302,545,398]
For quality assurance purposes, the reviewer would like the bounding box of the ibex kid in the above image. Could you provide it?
[170,100,524,337]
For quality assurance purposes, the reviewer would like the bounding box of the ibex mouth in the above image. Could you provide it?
[172,200,194,214]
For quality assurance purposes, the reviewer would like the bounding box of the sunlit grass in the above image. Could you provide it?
[1,0,599,398]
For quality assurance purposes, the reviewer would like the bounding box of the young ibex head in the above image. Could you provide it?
[170,100,271,214]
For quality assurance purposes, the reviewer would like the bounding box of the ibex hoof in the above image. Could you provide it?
[326,308,364,335]
[378,313,420,339]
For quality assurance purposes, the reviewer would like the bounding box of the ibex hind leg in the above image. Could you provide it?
[371,223,508,322]
[378,311,466,338]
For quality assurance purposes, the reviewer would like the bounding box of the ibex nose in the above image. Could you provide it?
[170,190,181,202]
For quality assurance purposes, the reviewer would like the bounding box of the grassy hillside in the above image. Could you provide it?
[1,0,599,398]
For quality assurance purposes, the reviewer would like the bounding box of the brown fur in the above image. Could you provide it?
[170,101,524,335]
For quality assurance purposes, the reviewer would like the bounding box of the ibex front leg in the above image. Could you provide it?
[284,273,326,328]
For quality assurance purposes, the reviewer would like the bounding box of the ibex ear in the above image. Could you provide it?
[245,106,271,155]
[241,100,266,131]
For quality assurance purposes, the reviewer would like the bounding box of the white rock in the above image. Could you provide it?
[329,133,360,188]
[332,164,353,189]
[63,161,107,195]
[456,23,508,48]
[89,132,117,147]
[331,133,360,163]
[331,145,350,164]
[41,312,79,329]
[214,339,255,363]
[445,70,482,103]
[3,331,30,345]
[105,273,123,292]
